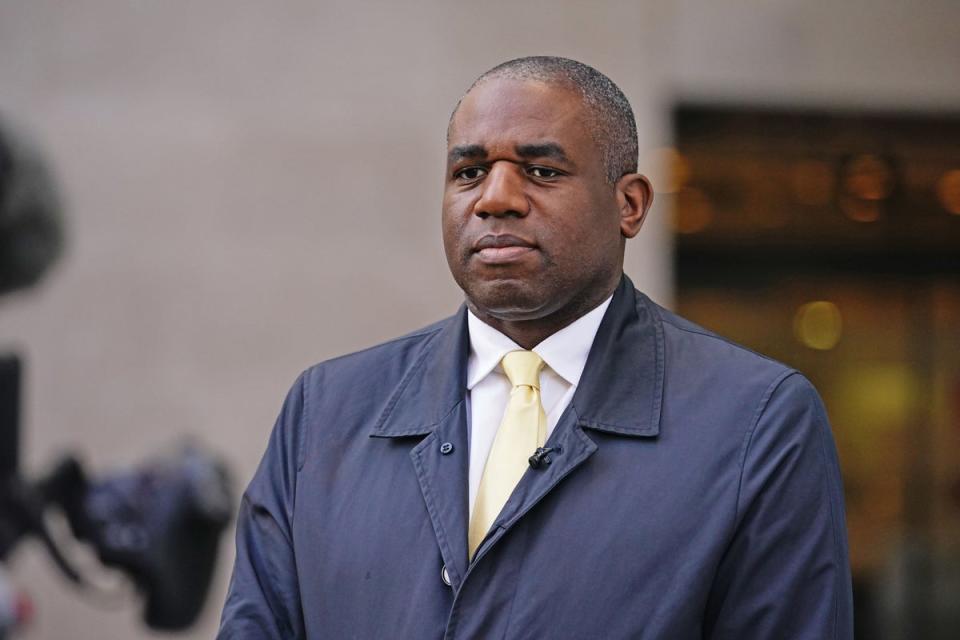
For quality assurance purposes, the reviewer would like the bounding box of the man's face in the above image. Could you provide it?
[442,77,626,325]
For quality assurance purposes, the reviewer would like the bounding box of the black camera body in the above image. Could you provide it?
[0,354,233,633]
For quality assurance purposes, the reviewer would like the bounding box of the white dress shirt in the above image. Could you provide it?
[465,296,613,516]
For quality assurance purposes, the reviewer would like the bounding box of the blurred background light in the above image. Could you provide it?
[841,197,882,223]
[937,169,960,215]
[793,300,843,350]
[844,154,896,201]
[673,186,713,234]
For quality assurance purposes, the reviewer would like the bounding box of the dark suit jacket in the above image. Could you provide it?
[218,275,854,639]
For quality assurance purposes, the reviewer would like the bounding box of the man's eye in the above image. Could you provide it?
[528,166,562,179]
[455,167,487,181]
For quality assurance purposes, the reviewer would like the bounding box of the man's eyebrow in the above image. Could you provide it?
[448,145,487,164]
[515,143,569,162]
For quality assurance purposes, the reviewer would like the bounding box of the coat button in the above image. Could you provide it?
[441,565,452,586]
[439,442,454,455]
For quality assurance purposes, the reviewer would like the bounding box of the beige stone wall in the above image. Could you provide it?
[0,1,957,638]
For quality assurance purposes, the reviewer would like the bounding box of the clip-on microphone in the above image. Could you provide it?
[528,446,562,469]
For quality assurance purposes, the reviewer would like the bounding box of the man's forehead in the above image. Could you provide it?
[447,77,587,147]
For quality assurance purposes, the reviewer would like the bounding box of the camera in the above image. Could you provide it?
[0,354,233,638]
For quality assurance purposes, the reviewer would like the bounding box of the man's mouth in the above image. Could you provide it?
[472,234,538,264]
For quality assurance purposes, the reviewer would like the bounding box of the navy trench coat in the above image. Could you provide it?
[218,276,853,639]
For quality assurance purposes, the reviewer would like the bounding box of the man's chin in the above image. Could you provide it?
[464,283,556,322]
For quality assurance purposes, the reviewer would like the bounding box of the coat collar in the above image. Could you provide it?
[571,274,664,436]
[369,304,471,438]
[369,274,664,438]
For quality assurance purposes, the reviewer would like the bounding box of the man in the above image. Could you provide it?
[219,56,853,639]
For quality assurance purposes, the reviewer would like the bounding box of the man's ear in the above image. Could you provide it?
[616,173,654,238]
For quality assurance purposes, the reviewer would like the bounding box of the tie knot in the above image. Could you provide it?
[501,350,545,389]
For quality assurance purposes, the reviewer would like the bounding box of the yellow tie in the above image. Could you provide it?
[468,350,547,559]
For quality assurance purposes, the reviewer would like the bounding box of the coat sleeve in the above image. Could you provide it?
[217,372,308,640]
[704,372,854,640]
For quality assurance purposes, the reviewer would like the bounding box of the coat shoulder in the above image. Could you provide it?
[299,314,450,390]
[641,293,797,388]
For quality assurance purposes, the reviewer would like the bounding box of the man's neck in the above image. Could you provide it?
[466,277,620,350]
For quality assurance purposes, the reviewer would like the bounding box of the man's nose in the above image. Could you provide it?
[473,162,529,218]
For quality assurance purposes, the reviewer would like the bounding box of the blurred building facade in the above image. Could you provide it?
[0,1,958,638]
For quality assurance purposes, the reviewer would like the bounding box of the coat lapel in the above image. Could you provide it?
[368,308,472,588]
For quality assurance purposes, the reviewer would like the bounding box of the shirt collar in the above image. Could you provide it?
[466,295,613,390]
